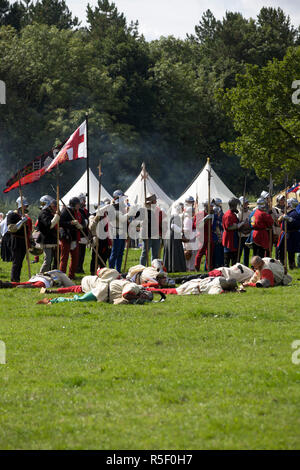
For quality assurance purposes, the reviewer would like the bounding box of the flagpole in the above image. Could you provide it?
[94,160,102,275]
[86,112,90,214]
[18,173,31,279]
[207,158,212,272]
[56,166,60,268]
[142,162,149,267]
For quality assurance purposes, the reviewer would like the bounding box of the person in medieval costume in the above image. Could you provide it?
[59,197,83,280]
[212,198,224,268]
[6,197,33,282]
[89,201,112,274]
[137,194,163,267]
[76,193,90,274]
[237,196,251,267]
[222,197,245,267]
[163,203,186,273]
[276,198,300,270]
[37,195,60,273]
[0,269,75,289]
[0,210,13,263]
[193,200,214,271]
[183,205,197,271]
[242,256,292,288]
[274,194,286,259]
[38,267,164,305]
[261,190,281,255]
[247,198,274,258]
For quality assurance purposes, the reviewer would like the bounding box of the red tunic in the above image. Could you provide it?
[222,210,238,251]
[250,209,273,251]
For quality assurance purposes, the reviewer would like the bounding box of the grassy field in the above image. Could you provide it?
[0,248,300,450]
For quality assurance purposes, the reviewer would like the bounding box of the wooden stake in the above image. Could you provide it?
[237,175,247,261]
[56,166,60,268]
[141,162,149,267]
[18,173,31,279]
[94,160,102,275]
[284,174,288,274]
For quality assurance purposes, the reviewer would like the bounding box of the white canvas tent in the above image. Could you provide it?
[175,160,236,209]
[62,169,112,212]
[125,171,174,210]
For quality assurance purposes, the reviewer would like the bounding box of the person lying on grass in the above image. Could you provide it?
[37,267,166,305]
[0,270,75,289]
[242,256,292,288]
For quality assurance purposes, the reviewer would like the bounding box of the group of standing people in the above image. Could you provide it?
[162,191,300,273]
[1,187,300,281]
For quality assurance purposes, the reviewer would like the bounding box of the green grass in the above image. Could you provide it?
[0,249,300,449]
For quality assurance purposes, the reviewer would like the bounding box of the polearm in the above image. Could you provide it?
[141,162,149,267]
[268,173,273,256]
[94,160,102,275]
[56,165,60,267]
[51,185,106,267]
[18,173,31,278]
[237,175,247,261]
[284,174,288,274]
[85,112,90,214]
[206,158,212,271]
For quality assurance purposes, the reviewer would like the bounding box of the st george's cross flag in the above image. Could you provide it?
[46,120,87,173]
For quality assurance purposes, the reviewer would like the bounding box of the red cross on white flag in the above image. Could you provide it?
[46,120,87,173]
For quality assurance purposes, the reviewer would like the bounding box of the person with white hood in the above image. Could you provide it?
[183,205,197,271]
[163,203,186,273]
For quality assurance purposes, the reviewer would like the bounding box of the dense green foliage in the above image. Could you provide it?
[0,249,300,449]
[1,1,300,202]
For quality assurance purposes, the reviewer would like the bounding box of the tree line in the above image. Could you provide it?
[1,0,300,203]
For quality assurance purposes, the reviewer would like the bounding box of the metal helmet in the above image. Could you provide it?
[239,196,249,205]
[16,196,29,209]
[78,193,87,203]
[276,194,285,203]
[103,198,111,205]
[113,189,124,199]
[40,195,55,209]
[69,197,80,208]
[261,191,270,200]
[287,198,298,209]
[257,197,267,210]
[228,197,240,210]
[214,198,223,206]
[185,195,194,205]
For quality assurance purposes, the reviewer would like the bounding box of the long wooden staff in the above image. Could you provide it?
[56,166,60,267]
[94,160,102,274]
[237,175,247,261]
[51,185,106,267]
[268,173,273,256]
[284,174,288,274]
[18,173,31,278]
[141,162,149,267]
[206,158,212,271]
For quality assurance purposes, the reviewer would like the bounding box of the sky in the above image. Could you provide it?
[66,0,300,40]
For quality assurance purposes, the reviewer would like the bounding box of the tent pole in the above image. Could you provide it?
[94,160,102,275]
[206,158,212,271]
[237,175,247,261]
[85,113,90,213]
[142,162,149,267]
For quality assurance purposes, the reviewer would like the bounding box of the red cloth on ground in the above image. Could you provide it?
[55,286,82,293]
[10,281,45,288]
[146,287,178,295]
[250,209,273,251]
[248,268,274,287]
[142,282,160,288]
[222,210,238,251]
[208,269,223,277]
